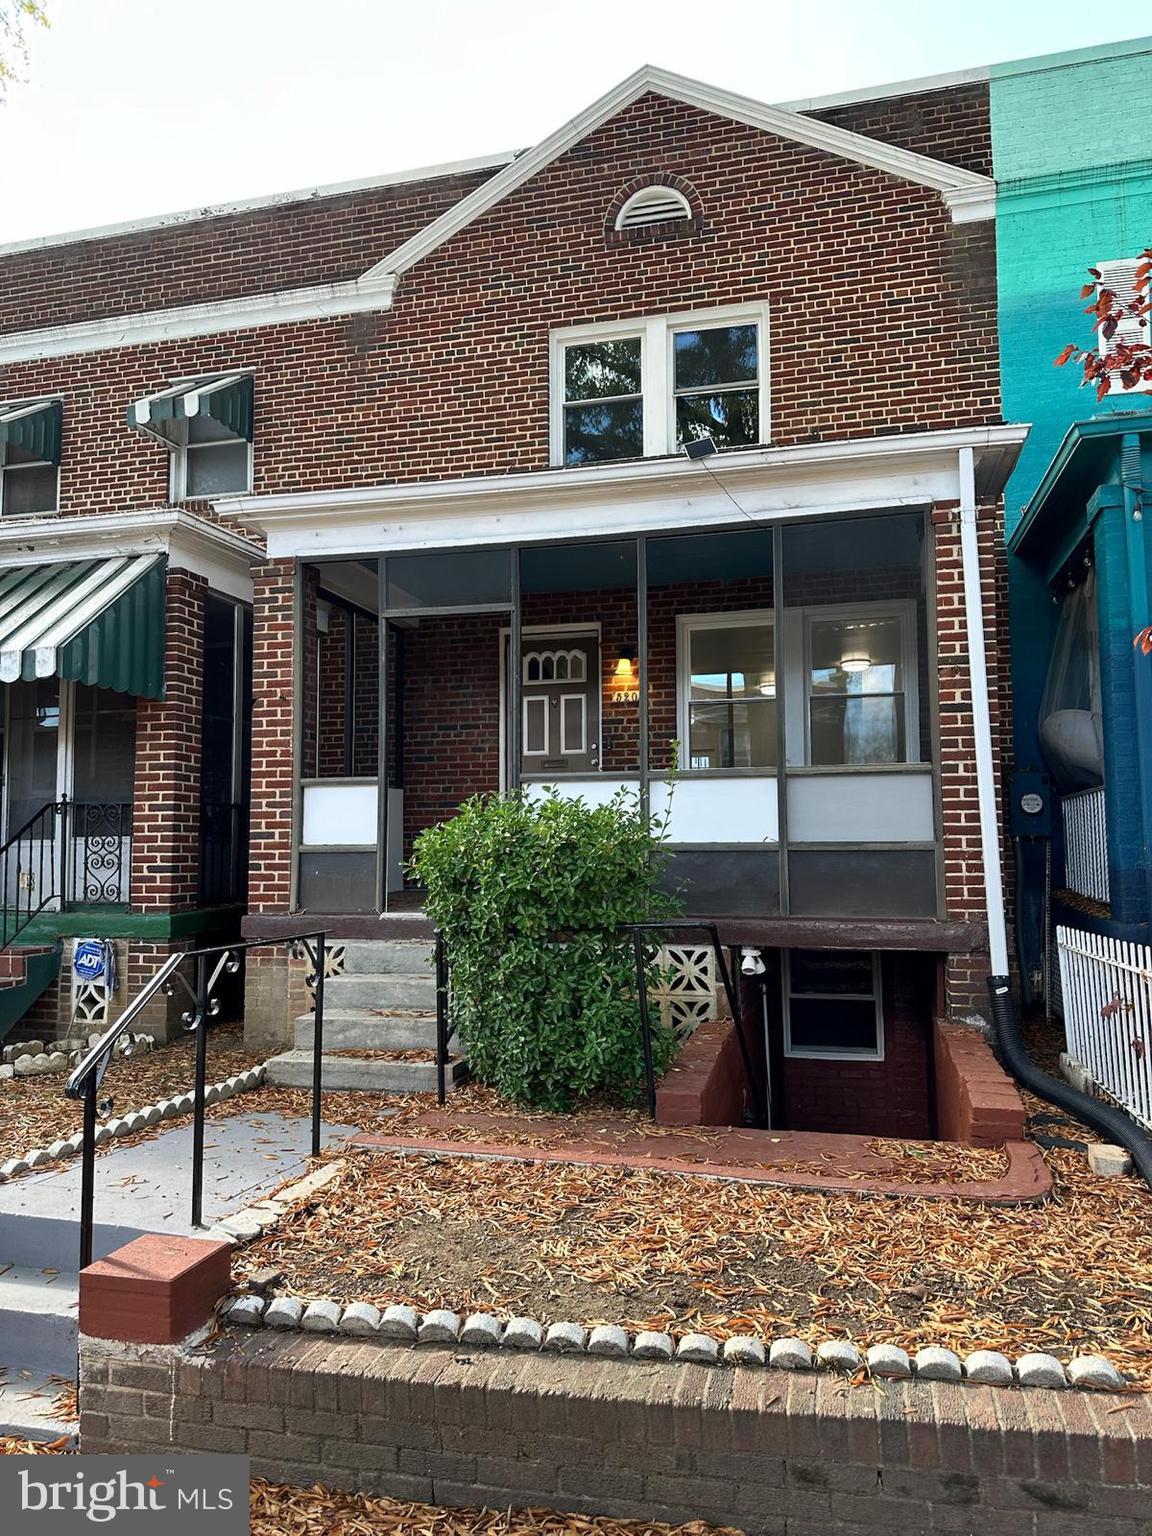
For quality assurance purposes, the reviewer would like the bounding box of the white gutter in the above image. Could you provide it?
[958,444,1009,977]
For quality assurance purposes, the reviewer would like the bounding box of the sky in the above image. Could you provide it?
[0,0,1139,246]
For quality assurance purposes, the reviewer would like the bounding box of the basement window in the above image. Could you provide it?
[783,949,884,1060]
[127,372,254,500]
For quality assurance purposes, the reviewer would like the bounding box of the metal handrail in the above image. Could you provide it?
[0,796,66,950]
[432,920,765,1124]
[65,930,328,1271]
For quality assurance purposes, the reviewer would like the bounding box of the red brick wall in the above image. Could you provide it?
[934,504,1004,1007]
[0,91,997,512]
[656,1018,748,1127]
[130,571,205,912]
[812,82,993,176]
[780,952,936,1137]
[0,168,499,336]
[934,1020,1026,1145]
[249,559,297,915]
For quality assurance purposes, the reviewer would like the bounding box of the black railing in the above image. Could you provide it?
[0,797,134,951]
[0,797,64,949]
[69,801,131,905]
[432,921,766,1124]
[65,931,328,1271]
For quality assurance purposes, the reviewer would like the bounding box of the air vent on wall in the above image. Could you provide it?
[615,186,693,230]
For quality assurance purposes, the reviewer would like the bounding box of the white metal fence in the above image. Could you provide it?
[1061,786,1110,905]
[1057,924,1152,1131]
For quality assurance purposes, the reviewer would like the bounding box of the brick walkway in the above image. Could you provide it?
[351,1112,1051,1204]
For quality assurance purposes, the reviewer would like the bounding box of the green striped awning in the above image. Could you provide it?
[127,373,253,443]
[0,555,166,698]
[0,399,62,464]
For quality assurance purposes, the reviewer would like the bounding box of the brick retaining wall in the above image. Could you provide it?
[80,1331,1152,1535]
[935,1020,1027,1145]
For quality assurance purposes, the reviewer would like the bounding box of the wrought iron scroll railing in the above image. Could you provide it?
[65,931,328,1270]
[0,797,134,951]
[432,921,766,1124]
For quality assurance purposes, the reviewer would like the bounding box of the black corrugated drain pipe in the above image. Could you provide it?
[987,976,1152,1192]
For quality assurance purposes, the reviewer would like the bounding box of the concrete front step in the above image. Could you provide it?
[294,1009,438,1051]
[0,1363,77,1442]
[0,1214,154,1271]
[341,941,434,975]
[0,1266,80,1376]
[264,1049,466,1094]
[324,972,437,1011]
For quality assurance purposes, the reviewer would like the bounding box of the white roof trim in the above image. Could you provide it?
[0,275,396,366]
[0,507,260,604]
[0,152,515,261]
[778,64,990,113]
[364,63,994,285]
[217,422,1027,561]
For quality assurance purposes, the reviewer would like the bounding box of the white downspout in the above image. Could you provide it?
[958,446,1010,977]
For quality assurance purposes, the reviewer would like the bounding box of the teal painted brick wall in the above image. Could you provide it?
[993,39,1152,533]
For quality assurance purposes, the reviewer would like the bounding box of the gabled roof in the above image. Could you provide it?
[362,63,994,286]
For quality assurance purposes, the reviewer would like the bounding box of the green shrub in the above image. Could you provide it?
[410,788,682,1111]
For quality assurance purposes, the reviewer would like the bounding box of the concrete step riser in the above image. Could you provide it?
[294,1016,438,1051]
[0,1215,149,1270]
[341,943,435,975]
[324,974,437,1010]
[265,1052,466,1094]
[0,1306,77,1375]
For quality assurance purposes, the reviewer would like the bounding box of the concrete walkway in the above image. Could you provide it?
[0,1108,356,1439]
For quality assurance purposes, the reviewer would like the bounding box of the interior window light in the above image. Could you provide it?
[685,619,776,769]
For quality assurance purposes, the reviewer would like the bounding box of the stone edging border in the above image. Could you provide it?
[0,1065,267,1181]
[218,1292,1128,1395]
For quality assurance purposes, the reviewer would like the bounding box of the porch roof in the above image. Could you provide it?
[0,553,166,697]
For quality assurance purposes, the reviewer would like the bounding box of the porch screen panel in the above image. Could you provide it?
[644,527,778,915]
[518,541,638,791]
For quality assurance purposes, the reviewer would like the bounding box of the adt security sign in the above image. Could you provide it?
[74,940,106,983]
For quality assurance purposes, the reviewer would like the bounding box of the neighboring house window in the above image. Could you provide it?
[803,602,918,766]
[677,612,776,770]
[615,186,692,230]
[127,373,254,500]
[0,399,61,516]
[1096,257,1152,394]
[784,949,884,1060]
[551,305,769,466]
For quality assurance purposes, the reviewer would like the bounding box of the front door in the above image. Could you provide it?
[516,632,601,779]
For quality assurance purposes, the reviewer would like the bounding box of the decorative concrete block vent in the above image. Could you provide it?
[0,1064,267,1182]
[217,1294,1120,1392]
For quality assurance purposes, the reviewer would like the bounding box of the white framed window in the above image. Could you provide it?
[128,373,253,500]
[550,303,770,467]
[1095,257,1151,395]
[615,186,692,230]
[783,949,884,1060]
[676,611,776,771]
[800,600,919,767]
[0,442,58,516]
[170,415,253,501]
[0,398,61,517]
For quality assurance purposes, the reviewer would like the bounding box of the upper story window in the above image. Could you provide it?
[1096,257,1152,394]
[551,304,769,467]
[127,372,253,499]
[0,398,62,517]
[615,186,692,230]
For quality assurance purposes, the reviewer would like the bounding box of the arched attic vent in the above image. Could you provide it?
[614,184,693,230]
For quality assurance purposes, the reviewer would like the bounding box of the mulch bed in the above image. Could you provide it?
[236,1112,1152,1385]
[0,1027,268,1158]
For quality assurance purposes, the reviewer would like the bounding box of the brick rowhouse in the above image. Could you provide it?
[0,70,1017,1131]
